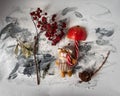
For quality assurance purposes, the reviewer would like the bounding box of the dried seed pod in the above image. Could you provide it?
[79,69,94,82]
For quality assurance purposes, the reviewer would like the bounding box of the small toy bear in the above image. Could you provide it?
[56,45,77,77]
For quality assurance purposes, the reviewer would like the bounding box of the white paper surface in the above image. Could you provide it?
[0,0,120,96]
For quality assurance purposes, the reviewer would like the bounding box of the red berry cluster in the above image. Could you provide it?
[30,8,67,45]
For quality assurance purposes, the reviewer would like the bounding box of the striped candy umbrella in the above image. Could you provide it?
[67,25,87,60]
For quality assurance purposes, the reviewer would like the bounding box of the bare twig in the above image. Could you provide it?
[79,51,110,83]
[94,51,110,74]
[31,16,40,85]
[33,34,40,85]
[31,16,38,34]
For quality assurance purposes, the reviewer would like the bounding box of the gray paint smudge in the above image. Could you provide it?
[8,63,19,80]
[95,27,114,45]
[61,7,77,16]
[5,16,17,23]
[96,28,114,37]
[74,11,83,18]
[79,43,92,54]
[0,22,31,40]
[17,54,55,77]
[96,39,109,45]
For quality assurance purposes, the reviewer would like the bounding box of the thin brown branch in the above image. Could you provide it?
[79,51,110,83]
[31,15,41,85]
[33,52,40,85]
[94,51,110,74]
[33,34,40,85]
[31,16,38,34]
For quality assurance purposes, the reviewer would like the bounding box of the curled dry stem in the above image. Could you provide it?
[79,51,110,83]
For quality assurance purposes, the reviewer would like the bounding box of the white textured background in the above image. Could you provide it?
[0,0,120,96]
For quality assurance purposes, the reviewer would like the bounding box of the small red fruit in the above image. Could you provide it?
[42,17,47,23]
[37,24,40,28]
[33,17,37,20]
[45,12,47,15]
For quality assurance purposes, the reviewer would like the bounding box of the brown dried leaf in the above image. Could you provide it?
[14,44,19,55]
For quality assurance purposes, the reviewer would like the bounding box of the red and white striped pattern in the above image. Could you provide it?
[75,40,79,59]
[66,53,73,66]
[58,59,72,72]
[59,62,72,72]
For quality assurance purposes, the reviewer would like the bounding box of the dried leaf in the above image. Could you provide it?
[61,7,77,16]
[25,50,32,58]
[74,11,83,18]
[21,46,26,56]
[21,43,33,58]
[21,47,28,58]
[14,44,19,55]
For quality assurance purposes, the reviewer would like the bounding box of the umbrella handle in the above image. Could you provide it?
[75,40,79,60]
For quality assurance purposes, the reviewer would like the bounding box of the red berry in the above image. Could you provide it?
[52,14,57,18]
[46,24,51,30]
[52,14,57,21]
[52,42,56,45]
[33,17,37,20]
[54,37,60,42]
[52,18,55,21]
[51,36,61,45]
[59,33,64,38]
[36,12,41,18]
[52,28,56,33]
[42,17,47,23]
[43,24,47,29]
[37,8,40,11]
[45,12,47,15]
[40,10,42,13]
[30,12,35,16]
[48,37,53,40]
[45,33,49,37]
[52,40,57,45]
[54,22,57,25]
[40,27,44,30]
[37,24,40,28]
[52,22,57,27]
[38,21,41,24]
[62,22,66,28]
[38,15,41,18]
